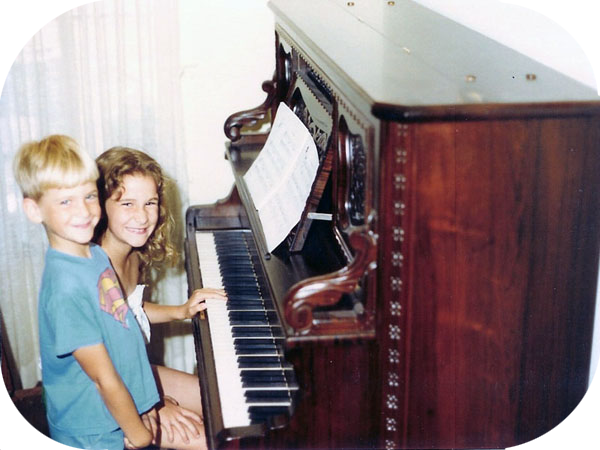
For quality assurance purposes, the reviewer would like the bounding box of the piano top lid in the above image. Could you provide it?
[268,0,599,114]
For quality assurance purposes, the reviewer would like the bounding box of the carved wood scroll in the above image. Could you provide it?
[284,228,378,338]
[224,78,278,142]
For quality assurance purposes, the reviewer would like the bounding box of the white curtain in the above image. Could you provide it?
[0,0,196,389]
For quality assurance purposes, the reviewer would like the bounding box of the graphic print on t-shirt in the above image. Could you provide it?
[97,267,129,328]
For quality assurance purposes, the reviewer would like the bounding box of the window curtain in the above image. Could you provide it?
[0,0,196,389]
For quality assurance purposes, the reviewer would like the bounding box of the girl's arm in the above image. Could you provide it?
[73,343,153,448]
[143,288,226,324]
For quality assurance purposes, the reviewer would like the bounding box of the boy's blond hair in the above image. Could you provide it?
[13,135,99,200]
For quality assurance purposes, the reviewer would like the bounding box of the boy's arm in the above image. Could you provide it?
[73,343,153,448]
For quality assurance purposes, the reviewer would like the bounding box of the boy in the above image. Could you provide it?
[13,135,159,449]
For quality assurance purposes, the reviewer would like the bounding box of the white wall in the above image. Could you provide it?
[179,0,273,206]
[415,0,598,91]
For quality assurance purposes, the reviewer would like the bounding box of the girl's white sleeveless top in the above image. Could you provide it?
[128,284,151,344]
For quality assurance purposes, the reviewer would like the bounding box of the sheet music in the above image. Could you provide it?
[244,103,319,252]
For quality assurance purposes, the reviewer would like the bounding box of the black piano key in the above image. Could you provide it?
[232,328,277,338]
[228,305,269,312]
[218,265,255,274]
[234,338,279,347]
[227,301,267,309]
[245,390,292,401]
[219,262,251,270]
[229,310,268,318]
[235,346,281,356]
[222,282,261,291]
[238,356,285,368]
[243,380,292,388]
[230,318,269,326]
[240,371,289,382]
[222,285,261,293]
[248,406,290,414]
[226,294,263,302]
[234,325,282,333]
[225,290,262,297]
[239,361,286,369]
[229,315,271,324]
[234,340,279,349]
[221,272,257,280]
[236,347,280,356]
[229,311,278,322]
[248,406,291,424]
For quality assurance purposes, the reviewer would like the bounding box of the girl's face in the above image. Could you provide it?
[104,174,159,249]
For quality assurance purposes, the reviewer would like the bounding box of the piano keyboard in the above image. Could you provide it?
[195,230,298,430]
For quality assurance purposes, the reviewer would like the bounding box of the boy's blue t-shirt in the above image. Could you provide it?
[38,243,159,436]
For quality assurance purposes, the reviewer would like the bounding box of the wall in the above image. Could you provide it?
[180,0,273,206]
[415,0,598,90]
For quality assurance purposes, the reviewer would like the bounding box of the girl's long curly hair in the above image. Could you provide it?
[94,147,178,283]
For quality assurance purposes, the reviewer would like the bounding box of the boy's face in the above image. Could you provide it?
[24,181,101,257]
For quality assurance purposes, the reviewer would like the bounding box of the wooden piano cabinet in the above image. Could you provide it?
[377,116,600,448]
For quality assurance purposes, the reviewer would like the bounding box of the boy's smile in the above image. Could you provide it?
[24,181,101,257]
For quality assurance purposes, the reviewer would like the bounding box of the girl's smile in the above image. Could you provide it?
[103,174,159,250]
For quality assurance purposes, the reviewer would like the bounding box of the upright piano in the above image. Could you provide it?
[184,1,600,448]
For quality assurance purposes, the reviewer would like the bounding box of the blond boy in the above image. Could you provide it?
[13,135,158,450]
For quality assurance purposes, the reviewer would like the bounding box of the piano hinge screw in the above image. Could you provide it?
[526,73,537,81]
[466,74,477,82]
[347,1,355,6]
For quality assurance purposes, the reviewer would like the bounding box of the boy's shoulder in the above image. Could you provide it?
[45,243,107,263]
[40,245,112,308]
[42,244,109,284]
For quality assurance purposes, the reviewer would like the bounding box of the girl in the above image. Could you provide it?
[94,147,226,449]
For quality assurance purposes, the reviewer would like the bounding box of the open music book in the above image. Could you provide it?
[244,103,319,252]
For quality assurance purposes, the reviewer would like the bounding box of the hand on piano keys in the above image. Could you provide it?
[186,287,227,319]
